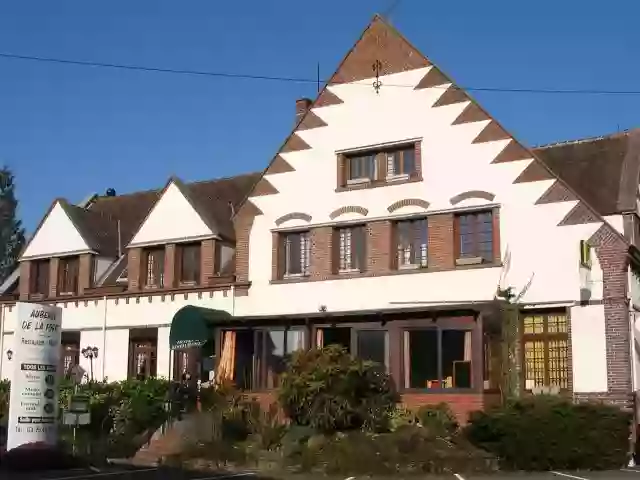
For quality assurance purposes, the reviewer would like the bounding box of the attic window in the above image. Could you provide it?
[58,257,79,295]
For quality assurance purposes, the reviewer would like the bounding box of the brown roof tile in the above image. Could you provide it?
[77,171,261,256]
[534,129,640,216]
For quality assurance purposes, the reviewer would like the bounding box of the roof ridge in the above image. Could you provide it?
[534,129,638,150]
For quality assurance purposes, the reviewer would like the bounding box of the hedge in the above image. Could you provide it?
[465,395,632,470]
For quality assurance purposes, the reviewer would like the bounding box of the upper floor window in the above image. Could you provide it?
[395,218,428,269]
[335,225,366,273]
[30,259,50,295]
[347,154,377,183]
[178,243,201,285]
[143,247,165,288]
[455,211,494,264]
[58,256,79,295]
[281,231,310,278]
[339,142,419,189]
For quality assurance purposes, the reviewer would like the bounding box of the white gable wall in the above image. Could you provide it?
[234,67,611,386]
[21,202,92,259]
[129,182,214,247]
[239,67,605,316]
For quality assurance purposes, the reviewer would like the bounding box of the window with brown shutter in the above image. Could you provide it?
[279,231,310,278]
[335,225,366,273]
[178,243,201,284]
[30,259,50,295]
[338,142,418,189]
[521,312,569,390]
[143,247,165,288]
[394,218,428,269]
[58,257,79,295]
[454,211,494,264]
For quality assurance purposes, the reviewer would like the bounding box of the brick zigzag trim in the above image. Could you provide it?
[415,66,602,228]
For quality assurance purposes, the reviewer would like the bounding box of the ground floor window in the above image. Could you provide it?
[522,312,569,390]
[128,328,158,380]
[403,328,472,389]
[60,331,80,378]
[316,326,389,371]
[217,327,307,390]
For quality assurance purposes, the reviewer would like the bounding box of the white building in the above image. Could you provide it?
[1,15,639,420]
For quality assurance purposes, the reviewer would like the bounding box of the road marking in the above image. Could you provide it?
[47,467,159,480]
[622,468,640,473]
[196,474,256,480]
[454,474,466,480]
[552,472,590,480]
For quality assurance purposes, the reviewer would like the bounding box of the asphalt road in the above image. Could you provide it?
[5,466,640,480]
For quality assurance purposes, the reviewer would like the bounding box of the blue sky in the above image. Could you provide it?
[1,0,639,233]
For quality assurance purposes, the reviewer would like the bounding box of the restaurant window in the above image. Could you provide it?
[143,247,165,288]
[395,218,428,269]
[128,328,158,380]
[178,243,201,284]
[60,331,80,378]
[455,211,494,263]
[30,259,50,295]
[255,327,306,389]
[58,256,79,295]
[522,312,569,390]
[335,225,366,273]
[403,328,473,390]
[279,231,310,278]
[316,327,389,370]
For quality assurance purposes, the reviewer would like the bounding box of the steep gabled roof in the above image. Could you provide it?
[236,14,629,247]
[534,129,640,216]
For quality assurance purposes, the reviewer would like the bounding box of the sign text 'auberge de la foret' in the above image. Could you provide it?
[6,302,63,450]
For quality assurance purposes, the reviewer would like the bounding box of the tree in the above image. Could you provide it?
[0,167,25,283]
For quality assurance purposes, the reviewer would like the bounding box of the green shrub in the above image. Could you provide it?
[278,345,400,433]
[465,395,631,470]
[416,402,459,437]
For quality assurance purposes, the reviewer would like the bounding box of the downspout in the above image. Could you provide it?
[0,303,4,379]
[231,284,236,316]
[101,295,107,380]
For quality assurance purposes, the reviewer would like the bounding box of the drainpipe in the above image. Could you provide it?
[231,284,236,316]
[0,303,4,379]
[101,295,107,380]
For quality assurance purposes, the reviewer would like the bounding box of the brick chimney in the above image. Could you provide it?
[295,98,312,125]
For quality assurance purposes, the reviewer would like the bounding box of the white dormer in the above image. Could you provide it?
[127,179,215,248]
[21,201,93,260]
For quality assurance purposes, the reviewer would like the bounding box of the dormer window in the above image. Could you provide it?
[143,247,165,288]
[30,259,50,296]
[58,256,79,295]
[178,243,201,285]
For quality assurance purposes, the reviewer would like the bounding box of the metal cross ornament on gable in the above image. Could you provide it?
[372,60,383,94]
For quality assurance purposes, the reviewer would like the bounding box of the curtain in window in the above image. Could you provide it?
[217,331,236,382]
[316,329,323,348]
[464,331,472,362]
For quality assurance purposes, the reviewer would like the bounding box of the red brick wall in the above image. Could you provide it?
[243,391,496,425]
[200,239,216,284]
[427,214,455,270]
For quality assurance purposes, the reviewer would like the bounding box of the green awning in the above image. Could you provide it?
[169,305,233,350]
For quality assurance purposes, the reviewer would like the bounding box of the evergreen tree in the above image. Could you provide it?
[0,167,25,282]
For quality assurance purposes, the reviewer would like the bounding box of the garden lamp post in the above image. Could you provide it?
[81,346,99,381]
[6,349,13,361]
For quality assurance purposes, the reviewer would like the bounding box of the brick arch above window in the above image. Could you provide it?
[387,198,430,213]
[329,205,369,220]
[274,212,313,227]
[449,190,496,205]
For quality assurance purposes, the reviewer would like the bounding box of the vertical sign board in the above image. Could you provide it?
[6,302,63,450]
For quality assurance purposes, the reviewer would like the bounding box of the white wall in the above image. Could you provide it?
[570,304,608,392]
[242,66,605,317]
[129,182,213,246]
[0,288,234,381]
